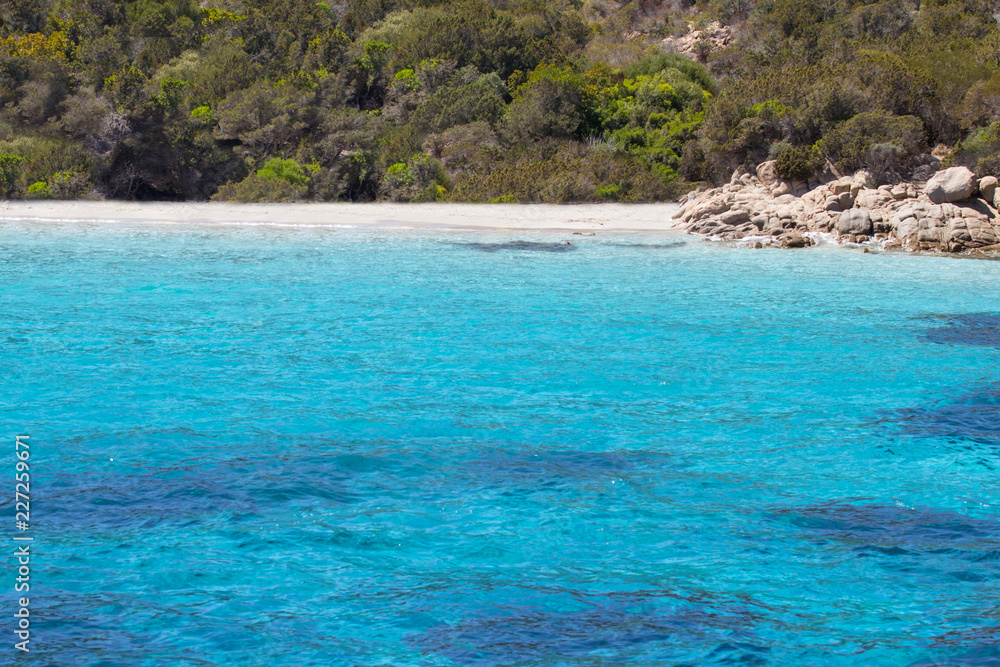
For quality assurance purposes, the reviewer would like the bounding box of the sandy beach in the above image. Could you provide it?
[0,200,684,232]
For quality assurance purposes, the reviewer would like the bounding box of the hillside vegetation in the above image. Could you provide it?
[0,0,997,202]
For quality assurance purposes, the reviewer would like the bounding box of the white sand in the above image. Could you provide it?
[0,200,684,233]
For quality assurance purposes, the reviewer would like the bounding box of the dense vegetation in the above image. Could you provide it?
[698,0,1000,185]
[0,0,998,202]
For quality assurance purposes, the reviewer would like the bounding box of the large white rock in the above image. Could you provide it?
[926,167,977,203]
[836,209,872,235]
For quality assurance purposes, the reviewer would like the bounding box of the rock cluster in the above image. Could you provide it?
[660,21,733,61]
[673,163,1000,253]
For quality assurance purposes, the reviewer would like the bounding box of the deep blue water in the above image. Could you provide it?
[2,219,999,666]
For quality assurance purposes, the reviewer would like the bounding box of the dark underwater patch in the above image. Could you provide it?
[29,591,167,666]
[34,454,360,532]
[30,446,667,534]
[909,640,1000,666]
[774,502,1000,568]
[456,448,677,501]
[889,383,1000,451]
[924,313,1000,347]
[456,240,577,253]
[408,590,769,666]
[605,241,688,249]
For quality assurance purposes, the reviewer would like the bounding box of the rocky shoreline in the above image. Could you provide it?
[674,162,1000,254]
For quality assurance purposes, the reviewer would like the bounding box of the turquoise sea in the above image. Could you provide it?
[2,219,999,666]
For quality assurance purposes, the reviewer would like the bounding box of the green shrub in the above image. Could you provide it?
[303,29,352,73]
[359,4,548,80]
[863,142,908,183]
[215,82,314,154]
[182,38,261,103]
[423,121,498,171]
[623,53,716,96]
[596,183,621,200]
[500,64,588,144]
[699,84,805,180]
[820,111,925,176]
[0,135,92,190]
[212,174,308,202]
[103,67,150,112]
[379,153,448,201]
[151,77,189,110]
[774,144,824,181]
[257,158,310,186]
[946,121,1000,176]
[767,140,793,161]
[450,142,676,203]
[0,153,25,197]
[680,139,709,182]
[915,0,997,40]
[211,158,312,202]
[25,181,52,199]
[847,0,914,41]
[309,150,381,201]
[190,105,215,126]
[409,72,507,133]
[384,161,413,187]
[50,170,91,199]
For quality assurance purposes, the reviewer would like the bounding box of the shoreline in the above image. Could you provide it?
[0,201,685,233]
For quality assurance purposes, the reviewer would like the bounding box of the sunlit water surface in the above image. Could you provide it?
[1,220,999,666]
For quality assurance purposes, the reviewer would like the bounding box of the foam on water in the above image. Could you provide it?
[1,220,999,665]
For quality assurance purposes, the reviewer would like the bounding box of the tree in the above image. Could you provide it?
[501,65,589,144]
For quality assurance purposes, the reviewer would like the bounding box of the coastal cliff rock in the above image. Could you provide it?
[673,160,1000,253]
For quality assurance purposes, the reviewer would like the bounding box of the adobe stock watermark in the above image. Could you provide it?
[13,435,31,653]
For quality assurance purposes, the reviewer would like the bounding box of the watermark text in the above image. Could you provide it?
[13,435,31,653]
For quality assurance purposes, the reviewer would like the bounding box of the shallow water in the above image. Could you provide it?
[1,220,999,666]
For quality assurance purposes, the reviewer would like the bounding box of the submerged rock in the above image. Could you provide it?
[781,233,809,248]
[460,241,576,253]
